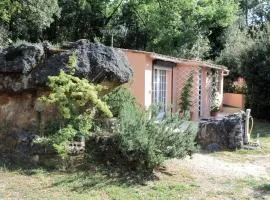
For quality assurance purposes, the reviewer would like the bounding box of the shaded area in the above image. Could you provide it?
[52,166,159,193]
[0,157,159,193]
[257,183,270,193]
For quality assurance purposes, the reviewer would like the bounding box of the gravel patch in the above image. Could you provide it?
[164,153,270,179]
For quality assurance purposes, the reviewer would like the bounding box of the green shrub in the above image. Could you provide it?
[90,101,198,173]
[103,86,136,117]
[40,56,112,158]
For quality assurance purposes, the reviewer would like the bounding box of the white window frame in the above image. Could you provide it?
[152,68,168,117]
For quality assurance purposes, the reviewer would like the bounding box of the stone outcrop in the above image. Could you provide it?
[0,39,133,92]
[197,112,246,151]
[0,40,133,162]
[0,40,133,130]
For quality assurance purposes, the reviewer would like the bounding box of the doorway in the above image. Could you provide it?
[152,68,167,118]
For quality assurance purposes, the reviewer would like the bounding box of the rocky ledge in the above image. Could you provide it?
[0,39,133,92]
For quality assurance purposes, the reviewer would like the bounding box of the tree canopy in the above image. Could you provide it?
[0,0,242,60]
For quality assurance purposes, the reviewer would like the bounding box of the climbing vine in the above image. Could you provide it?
[179,72,194,120]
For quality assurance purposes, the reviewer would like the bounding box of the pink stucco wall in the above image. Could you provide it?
[124,50,152,107]
[172,64,213,121]
[223,93,245,109]
[123,50,225,121]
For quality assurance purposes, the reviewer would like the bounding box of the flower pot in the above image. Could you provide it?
[210,111,218,117]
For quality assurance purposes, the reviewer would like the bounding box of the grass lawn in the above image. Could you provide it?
[0,166,198,200]
[0,119,269,200]
[212,119,270,162]
[0,164,269,200]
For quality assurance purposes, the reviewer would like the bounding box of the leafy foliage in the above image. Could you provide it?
[114,0,238,58]
[118,102,197,172]
[238,0,270,26]
[41,70,112,157]
[0,26,10,47]
[0,0,60,42]
[217,23,254,83]
[41,56,112,157]
[224,81,247,94]
[103,86,136,117]
[242,24,270,119]
[90,100,198,173]
[0,0,240,60]
[42,71,112,119]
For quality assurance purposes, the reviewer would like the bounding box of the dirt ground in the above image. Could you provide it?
[157,152,270,200]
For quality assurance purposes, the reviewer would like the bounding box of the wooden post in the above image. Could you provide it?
[244,109,251,144]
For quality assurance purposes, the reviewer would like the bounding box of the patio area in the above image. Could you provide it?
[215,106,243,119]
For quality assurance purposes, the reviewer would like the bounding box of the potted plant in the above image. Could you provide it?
[210,70,222,117]
[210,105,220,117]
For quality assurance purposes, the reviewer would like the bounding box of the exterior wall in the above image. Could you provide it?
[201,69,224,118]
[172,64,201,121]
[124,51,173,110]
[171,65,225,121]
[124,50,226,121]
[223,93,246,109]
[201,68,211,119]
[124,51,152,107]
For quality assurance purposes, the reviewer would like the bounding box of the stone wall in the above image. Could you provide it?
[197,112,246,151]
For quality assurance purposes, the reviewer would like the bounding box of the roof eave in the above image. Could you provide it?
[122,48,229,71]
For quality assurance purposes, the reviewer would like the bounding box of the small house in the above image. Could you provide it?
[123,49,229,121]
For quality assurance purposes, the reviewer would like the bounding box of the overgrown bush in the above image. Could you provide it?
[224,82,247,94]
[103,86,136,117]
[90,99,198,173]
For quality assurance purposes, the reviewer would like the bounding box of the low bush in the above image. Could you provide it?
[89,98,198,173]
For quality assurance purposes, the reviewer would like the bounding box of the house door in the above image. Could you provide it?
[152,68,167,117]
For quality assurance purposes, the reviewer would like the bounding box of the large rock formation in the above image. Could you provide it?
[0,40,133,162]
[0,39,133,92]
